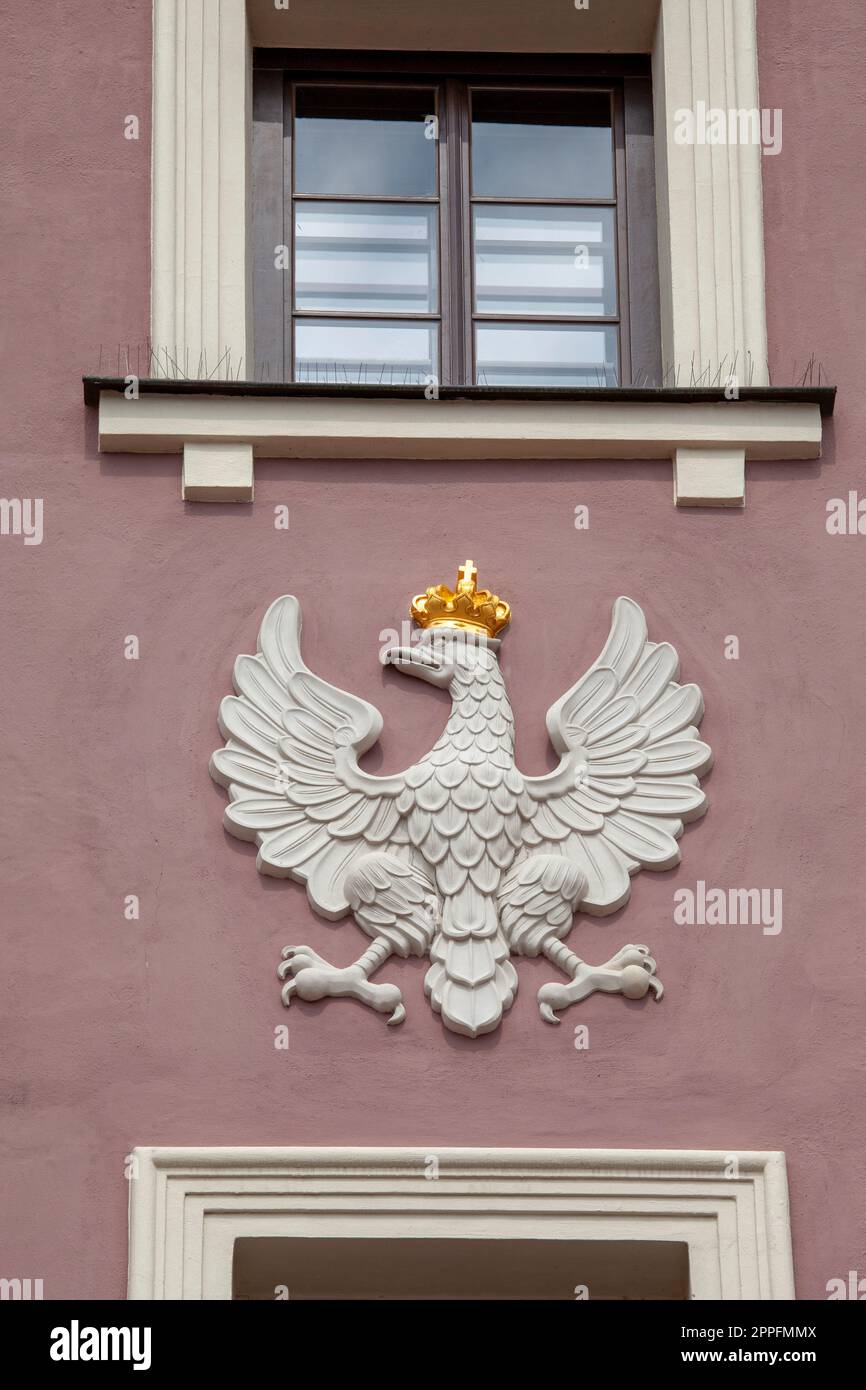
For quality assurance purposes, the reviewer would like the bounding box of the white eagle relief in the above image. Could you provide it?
[209,564,712,1038]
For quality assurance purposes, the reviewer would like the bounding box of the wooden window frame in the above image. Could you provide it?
[252,52,661,389]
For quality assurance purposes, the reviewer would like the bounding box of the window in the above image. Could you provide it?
[253,54,661,388]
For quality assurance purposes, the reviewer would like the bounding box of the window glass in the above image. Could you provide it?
[295,86,437,196]
[475,323,618,387]
[295,202,438,313]
[295,319,439,385]
[473,206,616,316]
[471,88,613,200]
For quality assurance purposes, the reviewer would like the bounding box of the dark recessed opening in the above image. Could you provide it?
[232,1236,690,1300]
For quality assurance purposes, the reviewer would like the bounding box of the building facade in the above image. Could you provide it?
[1,0,864,1301]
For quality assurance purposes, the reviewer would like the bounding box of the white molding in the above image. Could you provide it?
[151,0,252,378]
[97,391,823,504]
[98,393,822,459]
[127,1146,795,1301]
[653,0,768,383]
[182,441,254,501]
[674,446,746,507]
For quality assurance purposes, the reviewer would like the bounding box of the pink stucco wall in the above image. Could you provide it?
[1,1,864,1300]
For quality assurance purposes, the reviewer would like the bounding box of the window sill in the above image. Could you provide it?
[85,379,833,507]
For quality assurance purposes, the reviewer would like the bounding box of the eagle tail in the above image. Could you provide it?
[424,882,517,1038]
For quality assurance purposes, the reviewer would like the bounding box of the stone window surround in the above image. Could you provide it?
[98,0,826,506]
[126,1146,796,1300]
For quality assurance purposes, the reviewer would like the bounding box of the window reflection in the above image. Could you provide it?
[295,86,437,197]
[471,88,613,200]
[295,319,439,385]
[473,206,616,316]
[475,323,618,387]
[295,203,438,313]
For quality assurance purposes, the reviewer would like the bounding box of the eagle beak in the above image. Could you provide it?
[383,644,454,688]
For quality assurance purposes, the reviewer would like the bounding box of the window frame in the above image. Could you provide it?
[252,51,659,389]
[127,1145,796,1300]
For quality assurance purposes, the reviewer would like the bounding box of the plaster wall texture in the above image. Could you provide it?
[0,0,863,1298]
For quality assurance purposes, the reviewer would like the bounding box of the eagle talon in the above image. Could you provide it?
[277,946,405,1022]
[279,944,330,973]
[538,944,664,1019]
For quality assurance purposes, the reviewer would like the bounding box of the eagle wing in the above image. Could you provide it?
[209,595,409,919]
[519,597,712,914]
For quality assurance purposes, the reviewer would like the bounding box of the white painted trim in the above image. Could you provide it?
[97,390,822,504]
[653,0,768,383]
[674,446,746,507]
[127,1146,795,1301]
[98,394,822,460]
[182,441,254,501]
[151,0,252,379]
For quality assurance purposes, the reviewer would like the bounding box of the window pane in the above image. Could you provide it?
[475,323,618,386]
[474,206,616,316]
[295,202,438,313]
[295,86,437,196]
[295,319,438,385]
[471,89,613,200]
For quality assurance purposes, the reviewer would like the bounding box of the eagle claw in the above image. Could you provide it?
[538,944,663,1022]
[278,946,405,1023]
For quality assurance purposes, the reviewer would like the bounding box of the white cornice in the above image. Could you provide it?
[96,389,823,506]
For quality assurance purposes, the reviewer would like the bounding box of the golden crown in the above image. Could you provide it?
[410,561,511,638]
